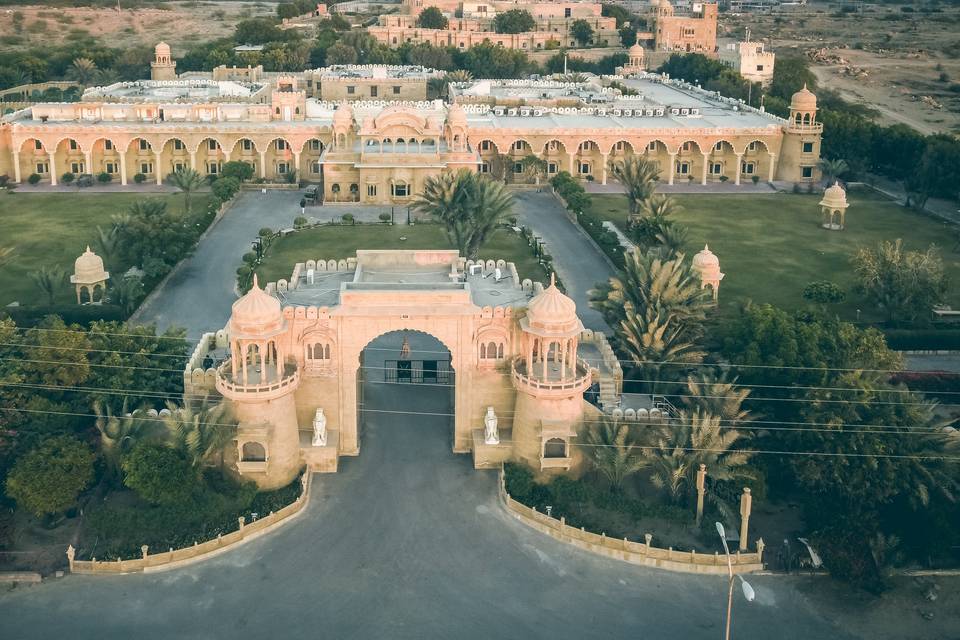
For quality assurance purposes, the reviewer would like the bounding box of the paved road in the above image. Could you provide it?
[0,333,853,639]
[904,353,960,374]
[511,191,614,333]
[133,190,306,340]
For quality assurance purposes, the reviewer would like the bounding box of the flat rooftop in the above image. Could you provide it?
[82,79,267,102]
[277,251,535,309]
[317,65,442,80]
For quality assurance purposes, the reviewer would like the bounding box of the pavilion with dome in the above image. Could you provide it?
[71,246,109,305]
[186,249,621,488]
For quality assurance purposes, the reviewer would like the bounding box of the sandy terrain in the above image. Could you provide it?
[0,1,277,54]
[722,2,960,135]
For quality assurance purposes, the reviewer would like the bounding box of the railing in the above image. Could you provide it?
[786,122,824,133]
[511,357,592,396]
[215,361,300,400]
[498,470,764,575]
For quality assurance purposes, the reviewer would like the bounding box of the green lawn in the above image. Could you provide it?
[588,190,960,321]
[1,192,203,306]
[254,223,548,284]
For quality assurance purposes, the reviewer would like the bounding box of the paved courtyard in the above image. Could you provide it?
[0,333,853,639]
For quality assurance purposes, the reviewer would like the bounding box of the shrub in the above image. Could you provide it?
[241,251,258,265]
[211,176,241,201]
[0,175,8,188]
[378,212,391,223]
[3,303,124,327]
[883,329,960,351]
[294,216,308,229]
[258,227,274,238]
[5,436,96,518]
[719,175,729,182]
[122,444,197,506]
[61,172,75,184]
[28,173,41,185]
[97,172,113,183]
[341,213,354,224]
[751,175,760,184]
[76,174,95,187]
[133,173,146,184]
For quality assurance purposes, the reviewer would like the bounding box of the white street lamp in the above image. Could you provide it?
[716,522,755,640]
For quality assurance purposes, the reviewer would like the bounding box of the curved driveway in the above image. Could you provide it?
[1,335,851,639]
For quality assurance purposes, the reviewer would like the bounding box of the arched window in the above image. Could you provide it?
[308,342,331,361]
[332,183,341,193]
[544,438,567,458]
[242,441,266,462]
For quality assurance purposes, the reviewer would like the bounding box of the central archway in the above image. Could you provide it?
[357,330,456,454]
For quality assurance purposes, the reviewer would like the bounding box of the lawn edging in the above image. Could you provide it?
[66,473,311,575]
[498,468,764,575]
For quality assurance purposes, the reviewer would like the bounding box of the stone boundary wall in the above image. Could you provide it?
[498,470,764,575]
[67,474,311,575]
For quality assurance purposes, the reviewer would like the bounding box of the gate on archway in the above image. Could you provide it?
[383,358,452,384]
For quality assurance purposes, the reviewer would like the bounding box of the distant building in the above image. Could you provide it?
[309,65,443,102]
[651,0,718,54]
[720,40,775,85]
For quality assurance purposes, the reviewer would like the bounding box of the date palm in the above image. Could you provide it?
[619,308,707,393]
[609,155,660,221]
[29,264,67,306]
[167,167,205,216]
[582,417,649,490]
[682,370,751,426]
[655,222,689,258]
[817,158,849,185]
[162,400,236,471]
[0,246,15,270]
[93,397,155,484]
[68,57,98,86]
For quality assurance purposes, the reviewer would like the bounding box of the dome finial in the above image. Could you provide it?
[252,273,259,289]
[86,245,91,252]
[704,243,709,251]
[550,272,556,287]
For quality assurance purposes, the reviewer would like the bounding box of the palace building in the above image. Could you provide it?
[183,249,624,488]
[0,46,822,201]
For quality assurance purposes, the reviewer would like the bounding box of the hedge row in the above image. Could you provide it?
[3,304,125,327]
[883,329,960,351]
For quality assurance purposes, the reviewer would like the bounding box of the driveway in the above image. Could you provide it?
[0,332,853,640]
[133,190,306,340]
[511,190,614,333]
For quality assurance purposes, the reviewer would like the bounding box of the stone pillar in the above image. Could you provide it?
[734,153,743,186]
[154,150,163,185]
[259,151,267,179]
[600,153,608,185]
[739,487,752,551]
[48,151,57,185]
[223,149,231,163]
[293,151,300,178]
[767,152,776,182]
[84,150,92,175]
[701,152,709,185]
[189,150,197,172]
[119,150,127,185]
[568,152,575,176]
[667,152,676,185]
[695,463,706,525]
[12,151,20,183]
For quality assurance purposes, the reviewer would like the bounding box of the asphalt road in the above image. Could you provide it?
[510,190,614,333]
[0,333,852,639]
[133,189,306,340]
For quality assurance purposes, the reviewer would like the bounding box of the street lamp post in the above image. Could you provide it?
[716,522,755,640]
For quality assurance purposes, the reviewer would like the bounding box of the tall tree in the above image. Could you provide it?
[67,57,98,86]
[609,155,660,221]
[417,7,449,29]
[493,9,536,34]
[5,436,96,518]
[167,168,205,216]
[570,19,594,46]
[582,417,648,490]
[852,239,947,326]
[28,264,66,306]
[161,400,236,471]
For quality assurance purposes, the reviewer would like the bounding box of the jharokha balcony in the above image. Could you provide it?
[511,356,592,398]
[215,359,300,401]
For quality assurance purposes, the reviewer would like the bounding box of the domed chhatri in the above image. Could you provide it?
[333,102,354,126]
[790,83,817,111]
[230,274,284,336]
[70,246,109,305]
[150,40,176,81]
[154,41,171,57]
[524,273,581,335]
[446,102,467,126]
[691,244,724,301]
[819,182,849,231]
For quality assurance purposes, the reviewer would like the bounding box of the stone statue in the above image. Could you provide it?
[312,408,327,447]
[483,406,499,445]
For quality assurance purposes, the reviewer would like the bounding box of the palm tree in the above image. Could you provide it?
[465,176,514,257]
[655,223,688,258]
[640,193,682,220]
[68,57,98,86]
[818,158,849,185]
[29,264,66,306]
[93,225,119,271]
[582,417,648,490]
[609,155,660,221]
[167,168,205,216]
[430,69,473,98]
[162,400,236,471]
[109,274,144,316]
[643,410,753,505]
[93,398,155,484]
[619,308,707,393]
[682,370,751,426]
[0,246,15,270]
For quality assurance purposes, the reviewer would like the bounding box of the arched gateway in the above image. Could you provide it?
[200,250,621,489]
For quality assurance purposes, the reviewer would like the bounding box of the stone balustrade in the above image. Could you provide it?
[215,361,300,401]
[511,357,592,397]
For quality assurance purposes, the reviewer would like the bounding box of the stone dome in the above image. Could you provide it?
[446,103,467,127]
[230,275,284,336]
[692,244,719,271]
[524,274,581,335]
[655,0,674,14]
[333,103,353,128]
[155,42,171,56]
[629,43,645,58]
[790,84,817,111]
[819,182,848,210]
[71,246,109,284]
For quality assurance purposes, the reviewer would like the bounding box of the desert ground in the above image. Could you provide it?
[0,1,278,54]
[722,1,960,134]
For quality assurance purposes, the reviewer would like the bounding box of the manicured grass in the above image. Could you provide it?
[1,192,207,306]
[588,190,960,321]
[254,223,549,284]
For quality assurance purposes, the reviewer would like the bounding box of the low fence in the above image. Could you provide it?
[499,470,764,575]
[67,474,311,575]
